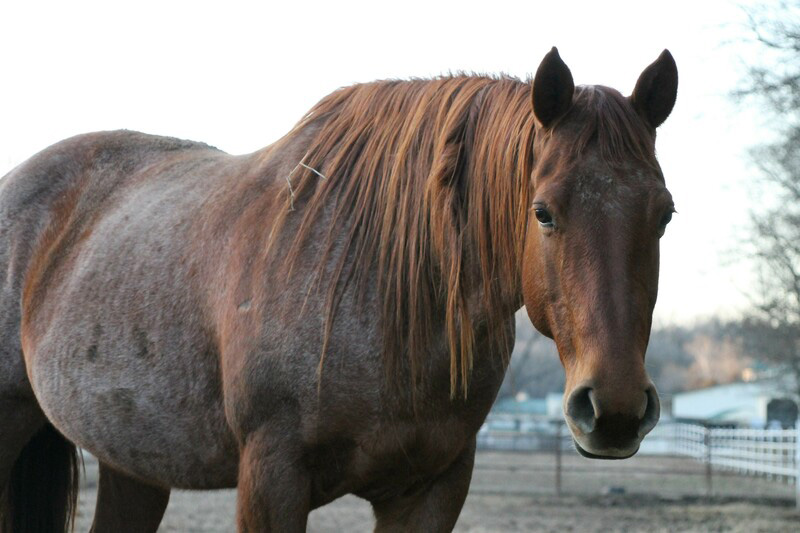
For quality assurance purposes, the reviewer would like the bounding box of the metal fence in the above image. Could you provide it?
[477,415,800,506]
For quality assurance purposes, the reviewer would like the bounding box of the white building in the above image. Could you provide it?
[671,381,797,427]
[545,392,564,418]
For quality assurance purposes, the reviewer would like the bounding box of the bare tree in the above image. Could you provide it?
[500,317,563,400]
[736,1,800,398]
[503,317,752,400]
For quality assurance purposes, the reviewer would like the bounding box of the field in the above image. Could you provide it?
[75,452,799,532]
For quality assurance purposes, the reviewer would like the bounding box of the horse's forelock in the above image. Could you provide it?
[563,85,658,171]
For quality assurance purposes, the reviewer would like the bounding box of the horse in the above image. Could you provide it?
[0,47,677,532]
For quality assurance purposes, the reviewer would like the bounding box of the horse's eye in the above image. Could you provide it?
[534,208,554,227]
[658,209,674,237]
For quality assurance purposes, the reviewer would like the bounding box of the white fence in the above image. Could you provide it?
[478,415,800,503]
[668,422,799,482]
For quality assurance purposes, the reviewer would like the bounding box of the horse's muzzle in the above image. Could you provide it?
[564,383,660,459]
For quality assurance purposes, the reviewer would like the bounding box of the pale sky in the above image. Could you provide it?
[0,0,768,324]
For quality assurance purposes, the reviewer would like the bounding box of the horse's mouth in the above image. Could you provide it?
[573,439,638,460]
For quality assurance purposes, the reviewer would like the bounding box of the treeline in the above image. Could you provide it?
[500,315,761,400]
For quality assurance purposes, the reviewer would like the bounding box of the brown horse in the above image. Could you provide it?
[0,47,677,532]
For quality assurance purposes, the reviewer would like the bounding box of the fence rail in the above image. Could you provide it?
[477,415,800,506]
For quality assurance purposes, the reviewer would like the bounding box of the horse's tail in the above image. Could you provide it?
[1,424,80,533]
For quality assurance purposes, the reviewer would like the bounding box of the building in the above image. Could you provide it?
[671,381,797,427]
[492,392,547,416]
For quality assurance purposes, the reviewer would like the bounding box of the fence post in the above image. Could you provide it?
[795,418,800,510]
[704,424,712,498]
[555,420,562,497]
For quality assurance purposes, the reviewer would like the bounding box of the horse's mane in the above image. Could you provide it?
[266,76,655,398]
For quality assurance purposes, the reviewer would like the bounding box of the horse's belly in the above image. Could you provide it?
[28,338,239,489]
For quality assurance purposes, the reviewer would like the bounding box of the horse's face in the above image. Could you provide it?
[522,49,678,459]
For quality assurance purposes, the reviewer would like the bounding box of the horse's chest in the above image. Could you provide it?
[308,416,471,507]
[310,383,502,506]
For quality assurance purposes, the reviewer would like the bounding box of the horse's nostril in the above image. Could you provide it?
[566,385,597,434]
[639,386,661,437]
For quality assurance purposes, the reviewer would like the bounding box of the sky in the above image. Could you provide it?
[0,0,773,324]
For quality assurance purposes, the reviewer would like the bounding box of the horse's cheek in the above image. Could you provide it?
[520,247,553,339]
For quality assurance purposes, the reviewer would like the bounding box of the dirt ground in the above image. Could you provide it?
[75,452,800,532]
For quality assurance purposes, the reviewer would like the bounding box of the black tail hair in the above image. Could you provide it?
[0,424,80,532]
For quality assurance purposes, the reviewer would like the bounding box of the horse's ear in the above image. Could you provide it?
[630,50,678,129]
[532,47,575,128]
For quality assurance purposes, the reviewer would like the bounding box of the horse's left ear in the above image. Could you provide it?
[630,49,678,129]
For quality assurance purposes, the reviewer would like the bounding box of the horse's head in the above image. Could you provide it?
[522,48,677,459]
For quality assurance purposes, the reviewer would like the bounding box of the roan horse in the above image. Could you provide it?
[0,48,677,532]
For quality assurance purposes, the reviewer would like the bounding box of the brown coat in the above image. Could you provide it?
[0,48,677,532]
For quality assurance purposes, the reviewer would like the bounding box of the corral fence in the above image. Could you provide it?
[476,414,800,507]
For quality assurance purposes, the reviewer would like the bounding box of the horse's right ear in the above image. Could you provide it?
[532,47,575,128]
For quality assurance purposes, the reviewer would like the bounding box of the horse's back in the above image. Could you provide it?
[1,130,241,488]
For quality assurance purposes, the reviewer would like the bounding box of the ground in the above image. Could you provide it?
[75,452,799,532]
